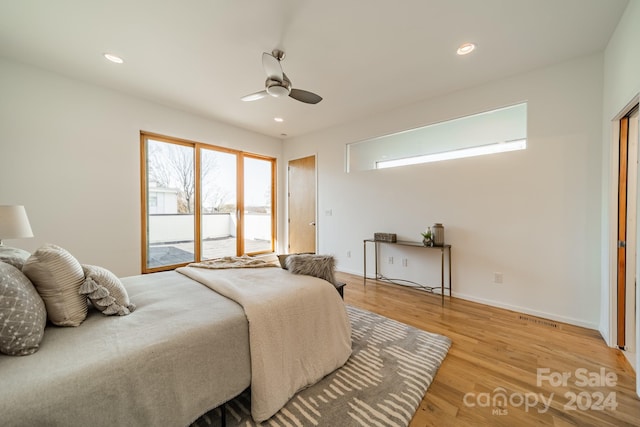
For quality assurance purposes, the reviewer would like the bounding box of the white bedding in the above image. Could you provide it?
[177,266,352,422]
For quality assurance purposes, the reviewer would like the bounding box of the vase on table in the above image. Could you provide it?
[432,223,445,246]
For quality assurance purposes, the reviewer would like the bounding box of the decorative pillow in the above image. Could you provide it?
[285,254,336,285]
[277,254,290,269]
[0,246,31,270]
[277,252,314,270]
[22,244,87,327]
[80,265,135,316]
[0,261,47,356]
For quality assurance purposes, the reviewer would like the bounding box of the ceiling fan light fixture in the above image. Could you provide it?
[457,43,476,56]
[266,84,290,98]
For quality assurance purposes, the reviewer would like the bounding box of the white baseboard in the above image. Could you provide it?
[337,267,363,277]
[599,326,611,346]
[336,269,599,331]
[450,292,599,330]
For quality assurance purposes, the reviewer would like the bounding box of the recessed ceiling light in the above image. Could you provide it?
[456,43,476,56]
[103,53,124,64]
[274,117,284,122]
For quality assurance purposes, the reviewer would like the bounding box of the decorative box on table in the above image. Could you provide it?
[374,232,397,243]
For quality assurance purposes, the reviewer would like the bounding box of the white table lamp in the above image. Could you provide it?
[0,205,34,246]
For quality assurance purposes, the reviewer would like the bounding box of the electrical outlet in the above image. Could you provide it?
[402,258,408,267]
[388,256,394,264]
[346,250,351,258]
[494,272,503,284]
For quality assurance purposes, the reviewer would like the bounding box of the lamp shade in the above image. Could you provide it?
[0,205,34,241]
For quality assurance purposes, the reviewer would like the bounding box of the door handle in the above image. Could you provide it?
[309,222,316,226]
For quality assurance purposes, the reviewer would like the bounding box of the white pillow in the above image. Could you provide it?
[80,265,135,316]
[22,244,88,327]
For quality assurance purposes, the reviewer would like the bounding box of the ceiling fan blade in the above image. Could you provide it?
[262,52,283,81]
[241,90,268,102]
[289,88,322,104]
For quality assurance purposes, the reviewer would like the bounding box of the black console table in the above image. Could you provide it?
[363,239,452,304]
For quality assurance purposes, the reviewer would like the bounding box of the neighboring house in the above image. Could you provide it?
[147,182,179,215]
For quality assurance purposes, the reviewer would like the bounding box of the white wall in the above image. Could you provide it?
[601,0,640,344]
[0,58,283,277]
[600,0,640,394]
[285,53,604,329]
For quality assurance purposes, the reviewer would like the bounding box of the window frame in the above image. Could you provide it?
[140,131,276,273]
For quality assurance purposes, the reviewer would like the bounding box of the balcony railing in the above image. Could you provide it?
[147,212,272,268]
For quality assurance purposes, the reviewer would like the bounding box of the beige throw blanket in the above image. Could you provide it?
[188,254,277,269]
[176,266,352,423]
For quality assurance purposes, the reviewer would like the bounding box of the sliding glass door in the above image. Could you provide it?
[145,138,196,269]
[141,133,276,273]
[243,155,276,254]
[200,147,237,259]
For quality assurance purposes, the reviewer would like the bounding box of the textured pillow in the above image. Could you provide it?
[0,261,47,356]
[285,254,336,285]
[277,252,314,270]
[0,246,31,270]
[80,265,135,316]
[22,244,87,327]
[277,254,288,269]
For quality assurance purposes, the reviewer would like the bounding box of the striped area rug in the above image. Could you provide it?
[192,305,451,427]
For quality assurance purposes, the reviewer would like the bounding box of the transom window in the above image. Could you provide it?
[346,102,527,172]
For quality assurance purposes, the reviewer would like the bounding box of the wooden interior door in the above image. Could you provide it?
[618,115,629,349]
[288,155,316,253]
[629,106,639,354]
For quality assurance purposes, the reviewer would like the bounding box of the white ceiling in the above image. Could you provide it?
[0,0,629,139]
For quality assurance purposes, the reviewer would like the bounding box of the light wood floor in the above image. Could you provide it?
[336,272,640,427]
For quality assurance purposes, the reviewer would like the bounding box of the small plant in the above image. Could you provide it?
[421,227,432,239]
[421,227,433,246]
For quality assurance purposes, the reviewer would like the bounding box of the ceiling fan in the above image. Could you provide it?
[241,50,322,104]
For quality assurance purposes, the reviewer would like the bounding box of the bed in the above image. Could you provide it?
[0,250,351,427]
